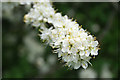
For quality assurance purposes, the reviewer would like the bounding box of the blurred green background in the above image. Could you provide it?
[2,2,119,78]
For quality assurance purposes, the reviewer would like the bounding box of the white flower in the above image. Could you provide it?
[32,20,41,27]
[24,0,100,69]
[81,61,88,69]
[91,47,98,55]
[74,61,81,69]
[79,50,85,56]
[85,50,91,57]
[91,41,99,47]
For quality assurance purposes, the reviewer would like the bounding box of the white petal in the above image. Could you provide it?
[61,48,66,52]
[82,61,88,69]
[79,46,84,50]
[91,48,98,55]
[61,47,69,53]
[91,41,98,47]
[62,39,69,47]
[38,16,43,20]
[85,50,90,57]
[58,53,62,57]
[74,62,81,69]
[87,35,93,41]
[79,51,85,56]
[48,18,53,23]
[32,21,41,27]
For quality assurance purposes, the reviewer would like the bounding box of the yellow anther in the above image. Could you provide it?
[24,15,26,19]
[68,36,70,39]
[69,32,71,35]
[94,37,96,40]
[81,25,82,27]
[75,22,77,24]
[69,46,70,48]
[39,29,42,32]
[23,15,27,22]
[83,63,85,66]
[98,48,101,50]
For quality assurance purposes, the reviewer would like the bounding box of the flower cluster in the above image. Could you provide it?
[24,1,100,69]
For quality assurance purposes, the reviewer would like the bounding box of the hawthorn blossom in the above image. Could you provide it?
[24,1,100,69]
